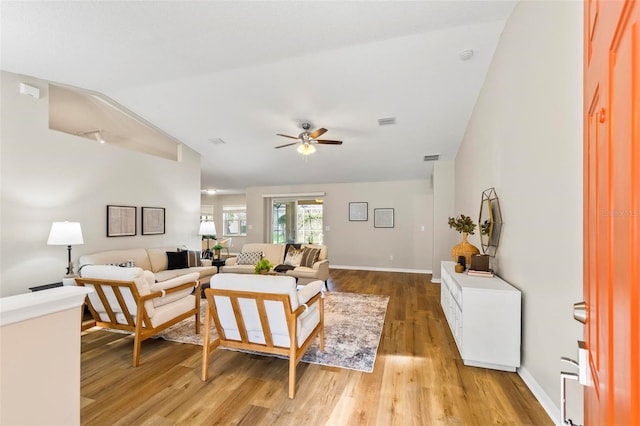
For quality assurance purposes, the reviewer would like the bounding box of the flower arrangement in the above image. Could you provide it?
[448,214,477,235]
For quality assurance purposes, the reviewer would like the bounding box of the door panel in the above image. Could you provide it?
[584,0,639,424]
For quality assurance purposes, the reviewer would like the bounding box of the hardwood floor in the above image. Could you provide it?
[80,269,552,425]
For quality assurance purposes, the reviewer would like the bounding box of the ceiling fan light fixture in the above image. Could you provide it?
[297,143,316,155]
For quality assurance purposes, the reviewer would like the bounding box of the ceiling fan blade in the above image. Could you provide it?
[274,142,299,149]
[308,128,328,139]
[316,139,343,145]
[276,133,299,140]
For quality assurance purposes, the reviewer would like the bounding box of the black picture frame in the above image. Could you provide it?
[107,205,137,237]
[141,207,165,235]
[374,208,394,228]
[349,202,368,221]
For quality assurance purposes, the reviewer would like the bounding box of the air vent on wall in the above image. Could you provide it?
[423,154,440,162]
[377,117,396,126]
[208,137,226,145]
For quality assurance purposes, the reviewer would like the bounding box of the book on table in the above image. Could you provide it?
[467,269,495,277]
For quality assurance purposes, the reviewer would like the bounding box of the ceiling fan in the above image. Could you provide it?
[275,122,343,155]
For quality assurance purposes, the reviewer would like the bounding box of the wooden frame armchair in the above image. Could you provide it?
[201,274,324,398]
[75,265,201,367]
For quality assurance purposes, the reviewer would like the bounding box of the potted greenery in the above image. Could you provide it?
[448,214,480,266]
[254,258,274,274]
[212,243,223,259]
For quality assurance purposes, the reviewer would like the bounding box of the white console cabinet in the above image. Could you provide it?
[440,261,521,372]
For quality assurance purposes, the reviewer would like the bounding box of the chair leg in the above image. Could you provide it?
[288,348,296,399]
[201,309,211,381]
[133,334,142,367]
[195,297,201,335]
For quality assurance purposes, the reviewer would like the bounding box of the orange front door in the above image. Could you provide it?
[584,0,639,424]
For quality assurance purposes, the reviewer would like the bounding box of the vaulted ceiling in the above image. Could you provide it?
[1,1,516,194]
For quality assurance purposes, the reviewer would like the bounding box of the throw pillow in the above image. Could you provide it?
[300,247,320,268]
[178,248,202,267]
[166,251,189,270]
[236,251,262,265]
[283,243,302,262]
[283,246,304,267]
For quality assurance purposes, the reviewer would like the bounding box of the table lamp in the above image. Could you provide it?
[198,220,216,259]
[47,221,84,277]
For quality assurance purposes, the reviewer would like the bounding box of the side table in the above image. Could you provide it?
[211,258,226,273]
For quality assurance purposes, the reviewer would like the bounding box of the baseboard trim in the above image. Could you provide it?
[517,366,559,425]
[330,265,432,275]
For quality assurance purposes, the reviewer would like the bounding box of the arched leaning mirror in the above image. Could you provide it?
[479,187,503,257]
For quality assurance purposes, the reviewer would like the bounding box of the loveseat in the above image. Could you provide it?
[222,243,329,285]
[78,247,217,285]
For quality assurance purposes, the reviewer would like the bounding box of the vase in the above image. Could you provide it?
[451,232,480,266]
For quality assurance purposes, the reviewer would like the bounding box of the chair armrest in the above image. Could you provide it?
[140,281,200,302]
[150,272,200,292]
[296,280,323,305]
[309,259,329,281]
[311,259,329,270]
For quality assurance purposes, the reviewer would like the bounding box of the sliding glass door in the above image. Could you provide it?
[271,198,323,244]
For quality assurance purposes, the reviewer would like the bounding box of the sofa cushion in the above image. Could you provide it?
[237,251,262,265]
[146,248,170,272]
[182,249,202,267]
[284,246,304,267]
[242,243,285,265]
[300,247,320,267]
[167,251,189,270]
[79,249,152,271]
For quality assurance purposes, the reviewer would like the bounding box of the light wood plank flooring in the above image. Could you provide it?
[80,269,553,425]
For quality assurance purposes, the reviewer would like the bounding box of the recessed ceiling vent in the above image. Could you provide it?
[423,154,440,162]
[377,117,396,126]
[208,137,226,145]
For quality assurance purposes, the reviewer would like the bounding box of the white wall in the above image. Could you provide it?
[0,71,202,297]
[431,161,456,281]
[244,180,433,272]
[455,1,584,422]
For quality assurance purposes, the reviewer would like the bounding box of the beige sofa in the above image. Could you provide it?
[78,247,217,285]
[222,243,329,285]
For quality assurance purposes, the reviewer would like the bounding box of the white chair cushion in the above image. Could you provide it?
[210,273,321,347]
[79,265,155,321]
[150,295,197,328]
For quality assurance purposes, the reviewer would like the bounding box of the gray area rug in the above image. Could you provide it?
[154,291,389,373]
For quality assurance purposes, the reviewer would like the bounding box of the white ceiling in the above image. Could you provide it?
[1,0,516,194]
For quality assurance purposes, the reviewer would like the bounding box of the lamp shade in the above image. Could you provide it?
[47,221,84,245]
[198,221,216,236]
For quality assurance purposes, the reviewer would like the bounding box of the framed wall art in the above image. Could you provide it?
[374,208,394,228]
[107,205,136,237]
[349,202,368,221]
[142,207,165,235]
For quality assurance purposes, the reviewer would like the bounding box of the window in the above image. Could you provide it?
[222,205,246,236]
[271,198,323,244]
